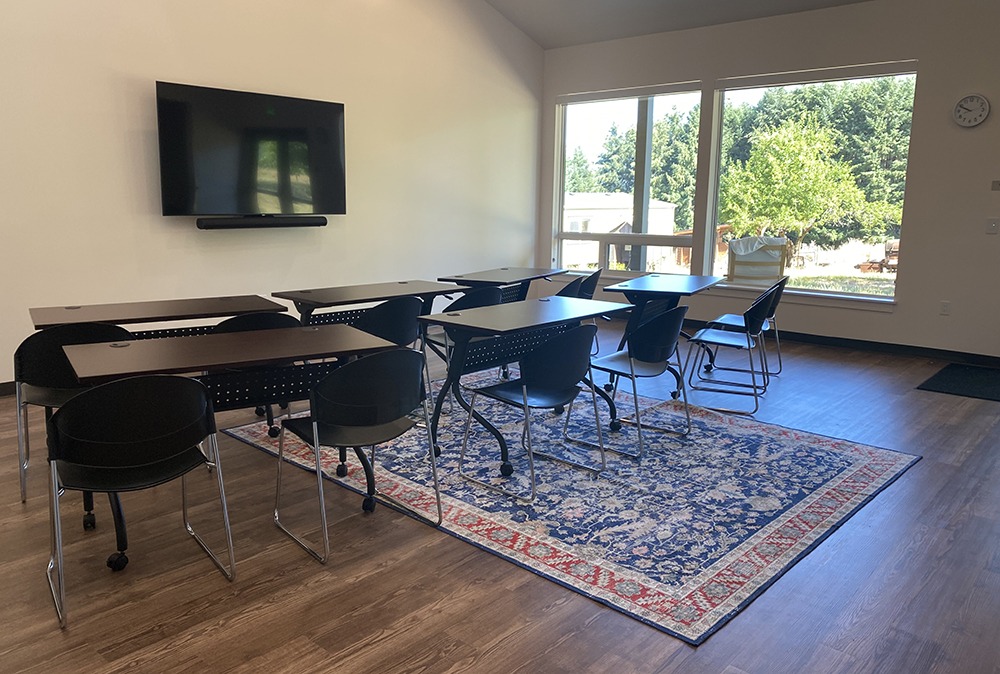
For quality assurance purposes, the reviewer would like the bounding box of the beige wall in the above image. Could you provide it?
[540,0,1000,357]
[0,0,543,381]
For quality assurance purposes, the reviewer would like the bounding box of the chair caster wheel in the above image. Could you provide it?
[500,462,514,477]
[254,406,266,417]
[432,445,442,458]
[671,390,680,400]
[107,552,128,571]
[552,405,565,415]
[267,426,280,438]
[609,420,622,432]
[362,496,376,513]
[279,402,289,410]
[604,383,614,392]
[703,364,714,372]
[336,464,348,477]
[83,513,96,531]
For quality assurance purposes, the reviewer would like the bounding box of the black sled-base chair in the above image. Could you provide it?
[459,324,605,503]
[274,348,442,564]
[585,305,691,459]
[704,276,788,376]
[684,282,779,415]
[211,311,303,437]
[45,375,235,628]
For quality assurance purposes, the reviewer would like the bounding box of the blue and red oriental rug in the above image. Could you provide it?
[224,380,918,645]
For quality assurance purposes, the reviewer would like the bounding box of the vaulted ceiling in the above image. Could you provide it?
[483,0,872,49]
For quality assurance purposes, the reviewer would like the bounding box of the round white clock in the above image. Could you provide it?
[954,93,990,127]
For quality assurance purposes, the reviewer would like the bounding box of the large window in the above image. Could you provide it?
[558,91,701,274]
[555,67,915,300]
[716,75,915,296]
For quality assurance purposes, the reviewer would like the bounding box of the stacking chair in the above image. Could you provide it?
[459,324,605,503]
[555,276,585,298]
[14,322,133,509]
[578,268,603,300]
[212,311,303,437]
[705,276,788,375]
[683,282,779,415]
[333,295,423,476]
[352,295,423,347]
[586,305,691,459]
[45,375,235,627]
[422,286,502,411]
[274,348,441,563]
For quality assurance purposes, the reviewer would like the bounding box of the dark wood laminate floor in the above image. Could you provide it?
[2,320,999,673]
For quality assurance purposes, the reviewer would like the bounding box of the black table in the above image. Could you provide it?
[438,267,567,302]
[272,280,469,323]
[603,273,723,347]
[30,295,287,338]
[418,296,631,472]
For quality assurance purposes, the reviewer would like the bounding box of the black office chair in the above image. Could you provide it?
[352,295,423,347]
[585,305,691,458]
[45,375,235,627]
[211,311,303,437]
[14,322,133,520]
[705,276,788,375]
[274,348,441,563]
[578,268,603,300]
[459,324,605,503]
[684,282,779,415]
[555,276,585,298]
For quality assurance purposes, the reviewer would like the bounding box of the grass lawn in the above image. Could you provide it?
[789,274,895,296]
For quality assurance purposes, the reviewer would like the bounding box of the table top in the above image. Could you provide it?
[418,296,631,336]
[272,280,469,308]
[437,267,567,286]
[64,323,394,381]
[30,295,286,330]
[603,274,723,297]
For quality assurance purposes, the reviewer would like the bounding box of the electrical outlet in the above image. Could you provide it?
[992,180,1000,191]
[940,300,951,316]
[988,218,1000,235]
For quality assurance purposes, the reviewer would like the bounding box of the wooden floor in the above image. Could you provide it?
[3,321,1000,673]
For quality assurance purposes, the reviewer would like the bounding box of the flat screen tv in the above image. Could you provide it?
[155,81,346,229]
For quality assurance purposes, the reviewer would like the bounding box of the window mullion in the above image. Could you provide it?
[631,97,653,271]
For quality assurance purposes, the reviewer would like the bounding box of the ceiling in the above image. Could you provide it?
[484,0,872,49]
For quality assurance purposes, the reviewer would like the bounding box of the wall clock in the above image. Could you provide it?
[953,93,990,127]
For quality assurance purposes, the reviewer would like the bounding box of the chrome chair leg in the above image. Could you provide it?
[459,390,537,502]
[274,423,331,563]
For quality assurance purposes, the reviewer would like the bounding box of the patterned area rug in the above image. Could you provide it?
[223,377,918,645]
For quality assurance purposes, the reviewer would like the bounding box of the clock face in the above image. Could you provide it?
[954,94,990,127]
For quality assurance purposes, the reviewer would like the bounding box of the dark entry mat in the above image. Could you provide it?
[916,363,1000,401]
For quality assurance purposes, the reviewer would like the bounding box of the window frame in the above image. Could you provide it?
[552,60,917,303]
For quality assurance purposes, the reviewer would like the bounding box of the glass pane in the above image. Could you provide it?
[610,245,692,274]
[649,92,701,236]
[717,75,914,297]
[560,239,600,271]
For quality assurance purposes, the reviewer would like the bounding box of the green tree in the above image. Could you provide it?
[719,116,876,261]
[594,124,636,193]
[650,105,699,231]
[565,146,596,192]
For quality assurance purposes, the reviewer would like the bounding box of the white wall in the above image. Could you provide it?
[540,0,1000,357]
[0,0,543,381]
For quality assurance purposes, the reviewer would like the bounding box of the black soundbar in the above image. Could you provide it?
[196,216,328,229]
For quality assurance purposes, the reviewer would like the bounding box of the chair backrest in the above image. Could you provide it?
[211,311,301,333]
[14,322,134,389]
[765,276,789,320]
[578,268,603,300]
[627,305,689,364]
[727,236,787,286]
[352,296,423,346]
[555,276,585,298]
[444,286,502,312]
[744,282,780,336]
[519,324,598,391]
[46,375,215,469]
[312,349,425,427]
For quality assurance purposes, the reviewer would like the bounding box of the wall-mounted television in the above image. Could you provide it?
[155,81,346,229]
